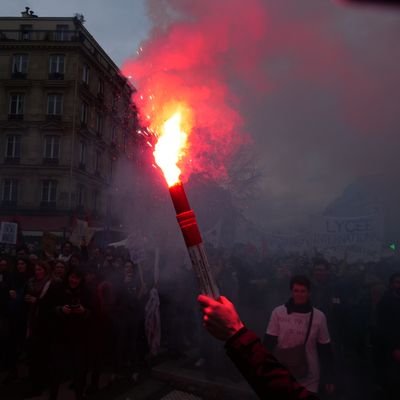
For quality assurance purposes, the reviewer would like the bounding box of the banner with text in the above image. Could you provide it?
[311,214,384,262]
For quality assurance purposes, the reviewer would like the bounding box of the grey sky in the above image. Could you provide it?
[2,0,150,65]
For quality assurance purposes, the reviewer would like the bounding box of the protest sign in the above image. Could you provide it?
[311,214,384,262]
[69,219,95,246]
[0,222,18,245]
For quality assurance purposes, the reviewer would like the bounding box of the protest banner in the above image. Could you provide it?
[311,214,384,262]
[0,222,18,245]
[69,219,95,247]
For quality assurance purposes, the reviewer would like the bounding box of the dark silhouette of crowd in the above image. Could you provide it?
[0,242,150,400]
[0,241,399,400]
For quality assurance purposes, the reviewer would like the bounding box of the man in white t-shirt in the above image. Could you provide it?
[265,275,335,395]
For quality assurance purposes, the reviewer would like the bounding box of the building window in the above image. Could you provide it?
[77,185,86,208]
[111,126,117,144]
[5,135,21,160]
[12,54,28,78]
[93,190,99,212]
[79,141,86,169]
[41,180,57,205]
[20,24,32,40]
[110,158,115,180]
[82,64,90,85]
[49,55,65,79]
[43,135,60,161]
[123,132,127,153]
[97,79,104,96]
[95,150,101,175]
[9,94,24,119]
[111,94,117,110]
[55,24,69,41]
[96,113,103,135]
[81,102,88,126]
[47,94,63,117]
[2,179,18,204]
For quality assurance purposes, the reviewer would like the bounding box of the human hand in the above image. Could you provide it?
[393,349,400,363]
[325,383,335,395]
[73,305,85,314]
[62,305,71,315]
[25,295,37,304]
[197,295,244,341]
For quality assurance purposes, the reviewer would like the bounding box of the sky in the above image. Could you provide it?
[2,0,400,232]
[2,0,151,65]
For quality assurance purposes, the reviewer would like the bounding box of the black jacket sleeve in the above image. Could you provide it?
[317,343,335,384]
[225,327,320,400]
[263,333,278,350]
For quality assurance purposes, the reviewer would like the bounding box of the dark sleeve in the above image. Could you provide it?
[317,343,335,383]
[377,294,398,352]
[263,333,278,351]
[80,244,89,262]
[225,327,320,400]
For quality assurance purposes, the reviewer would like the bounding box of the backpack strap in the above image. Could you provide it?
[304,308,314,345]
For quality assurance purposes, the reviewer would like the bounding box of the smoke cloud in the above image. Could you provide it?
[120,0,400,236]
[123,0,269,183]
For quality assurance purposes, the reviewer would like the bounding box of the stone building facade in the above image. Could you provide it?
[0,9,137,239]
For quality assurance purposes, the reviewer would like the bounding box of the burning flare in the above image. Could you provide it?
[153,108,190,187]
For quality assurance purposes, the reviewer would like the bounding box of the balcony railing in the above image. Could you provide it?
[40,201,56,209]
[48,72,64,80]
[4,157,20,164]
[42,158,59,165]
[1,200,17,209]
[11,72,27,79]
[0,30,82,42]
[46,114,62,121]
[8,114,24,120]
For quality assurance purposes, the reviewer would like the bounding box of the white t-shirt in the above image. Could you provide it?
[266,305,331,393]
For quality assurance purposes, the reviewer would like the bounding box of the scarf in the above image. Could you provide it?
[285,298,312,314]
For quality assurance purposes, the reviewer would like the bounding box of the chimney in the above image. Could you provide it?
[21,7,30,17]
[21,7,38,18]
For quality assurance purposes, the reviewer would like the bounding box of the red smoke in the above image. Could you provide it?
[122,0,268,182]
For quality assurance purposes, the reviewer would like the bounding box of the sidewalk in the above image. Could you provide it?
[151,354,257,400]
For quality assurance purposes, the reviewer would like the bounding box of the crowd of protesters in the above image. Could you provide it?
[0,242,149,400]
[0,240,399,400]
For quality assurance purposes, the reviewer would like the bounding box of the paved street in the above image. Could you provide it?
[0,352,257,400]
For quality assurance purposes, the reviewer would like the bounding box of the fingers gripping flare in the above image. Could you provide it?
[198,295,244,341]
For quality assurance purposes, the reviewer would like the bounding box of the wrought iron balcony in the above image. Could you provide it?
[8,114,24,120]
[0,29,82,42]
[48,72,64,80]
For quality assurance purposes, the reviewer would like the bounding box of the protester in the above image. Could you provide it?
[24,260,54,397]
[50,268,91,400]
[376,272,400,400]
[52,259,67,282]
[0,257,11,372]
[3,257,31,383]
[198,293,320,399]
[114,260,144,382]
[264,275,335,395]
